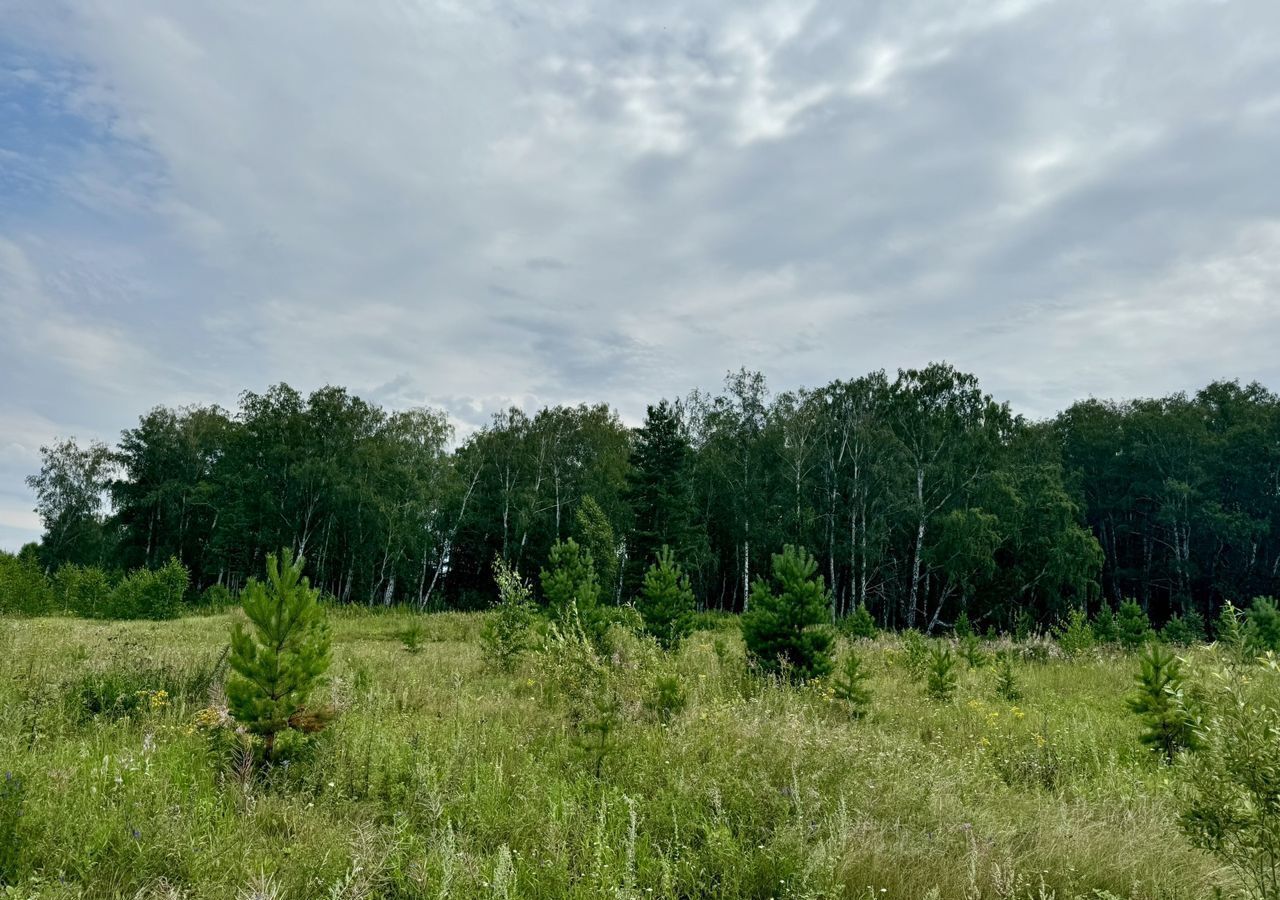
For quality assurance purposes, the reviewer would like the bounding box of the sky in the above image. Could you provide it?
[2,0,1280,551]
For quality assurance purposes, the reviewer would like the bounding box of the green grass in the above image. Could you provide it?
[0,612,1234,899]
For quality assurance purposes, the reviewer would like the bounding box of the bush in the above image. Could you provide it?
[198,583,234,610]
[102,558,190,619]
[1053,607,1095,657]
[925,643,958,702]
[1180,661,1280,900]
[636,546,696,651]
[1116,600,1153,651]
[228,550,332,761]
[841,602,877,640]
[1162,611,1205,646]
[1215,601,1245,655]
[899,629,929,681]
[1246,596,1280,654]
[54,564,113,617]
[0,552,55,615]
[1127,642,1194,763]
[480,556,536,672]
[741,545,834,682]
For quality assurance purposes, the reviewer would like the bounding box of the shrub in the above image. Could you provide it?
[636,546,696,651]
[1180,663,1280,900]
[741,545,834,682]
[1215,600,1245,655]
[198,583,234,610]
[1116,600,1153,651]
[228,550,332,761]
[1246,596,1280,654]
[842,602,877,640]
[831,651,872,718]
[54,564,113,617]
[1127,642,1194,763]
[480,556,536,672]
[1053,607,1095,657]
[1163,611,1205,646]
[993,650,1022,702]
[925,643,958,702]
[103,558,190,619]
[1092,604,1118,644]
[0,552,55,616]
[644,673,687,724]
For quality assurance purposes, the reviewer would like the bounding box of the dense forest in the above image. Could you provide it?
[17,364,1280,631]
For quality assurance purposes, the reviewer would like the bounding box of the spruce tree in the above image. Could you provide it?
[637,546,696,651]
[227,549,332,760]
[1116,599,1153,650]
[1127,642,1195,762]
[741,545,834,682]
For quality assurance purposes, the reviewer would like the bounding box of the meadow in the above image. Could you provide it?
[0,609,1241,900]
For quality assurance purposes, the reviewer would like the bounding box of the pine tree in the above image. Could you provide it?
[741,545,834,682]
[227,549,332,760]
[993,650,1022,701]
[1054,607,1095,657]
[1163,612,1205,646]
[1116,599,1153,651]
[843,602,877,640]
[1128,642,1195,762]
[1092,604,1118,644]
[637,546,696,651]
[954,609,973,638]
[1245,596,1280,653]
[1014,608,1035,642]
[540,539,600,628]
[925,643,958,702]
[832,652,872,718]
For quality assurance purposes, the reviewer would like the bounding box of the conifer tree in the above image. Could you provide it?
[925,643,958,702]
[954,609,973,638]
[540,538,600,627]
[637,546,696,651]
[832,651,872,718]
[741,545,834,681]
[1245,596,1280,653]
[843,602,877,640]
[993,650,1022,701]
[1116,599,1153,650]
[227,549,332,760]
[1128,642,1195,762]
[573,496,618,602]
[1092,604,1118,644]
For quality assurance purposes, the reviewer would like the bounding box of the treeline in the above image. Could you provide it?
[15,365,1280,630]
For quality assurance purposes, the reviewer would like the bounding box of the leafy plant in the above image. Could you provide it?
[0,551,55,616]
[103,557,190,620]
[481,556,536,672]
[1215,600,1245,656]
[900,629,929,681]
[1014,608,1035,642]
[636,545,696,651]
[1162,611,1205,646]
[1246,596,1280,654]
[1116,600,1153,651]
[741,545,834,682]
[227,549,333,761]
[831,651,872,718]
[1127,642,1194,763]
[398,616,426,654]
[53,564,113,617]
[993,650,1022,702]
[925,643,958,702]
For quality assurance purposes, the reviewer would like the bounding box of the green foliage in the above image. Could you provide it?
[993,650,1022,701]
[539,613,621,779]
[198,583,234,610]
[1245,596,1280,654]
[1116,600,1153,651]
[636,546,696,651]
[1014,608,1035,642]
[0,771,24,885]
[831,651,872,718]
[573,496,618,601]
[1127,642,1194,763]
[1162,611,1205,646]
[1214,601,1245,654]
[644,673,687,724]
[842,602,877,640]
[398,616,426,654]
[1054,607,1095,657]
[958,633,987,669]
[0,552,55,616]
[900,629,929,681]
[925,643,958,702]
[540,539,600,627]
[953,609,973,638]
[741,545,834,682]
[227,550,333,760]
[1180,663,1280,900]
[1091,605,1118,644]
[480,556,536,672]
[53,564,113,617]
[101,558,189,620]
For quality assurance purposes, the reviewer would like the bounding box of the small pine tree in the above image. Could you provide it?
[993,650,1022,701]
[1116,599,1153,651]
[637,546,696,651]
[1163,612,1205,647]
[1245,596,1280,654]
[954,609,973,639]
[1127,642,1195,763]
[644,673,687,724]
[227,550,332,761]
[925,644,958,702]
[1014,608,1036,642]
[900,629,929,681]
[1054,607,1095,657]
[959,633,987,669]
[1092,604,1118,644]
[540,538,601,631]
[741,545,834,682]
[832,651,872,718]
[398,616,426,654]
[843,602,877,640]
[481,556,536,671]
[1215,601,1244,655]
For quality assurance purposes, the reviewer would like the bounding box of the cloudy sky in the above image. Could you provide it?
[3,0,1280,550]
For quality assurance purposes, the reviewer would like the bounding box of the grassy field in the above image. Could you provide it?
[0,611,1234,899]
